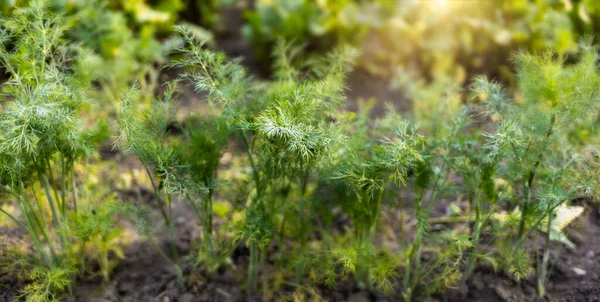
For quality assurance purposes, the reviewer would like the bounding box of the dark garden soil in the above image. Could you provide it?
[2,192,600,302]
[28,189,600,302]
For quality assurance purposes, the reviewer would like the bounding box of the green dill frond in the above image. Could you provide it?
[169,25,252,112]
[17,266,75,302]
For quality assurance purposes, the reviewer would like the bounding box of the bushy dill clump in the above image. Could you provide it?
[158,26,357,294]
[0,2,120,300]
[404,39,600,297]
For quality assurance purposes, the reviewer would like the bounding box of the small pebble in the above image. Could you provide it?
[586,250,595,258]
[573,267,586,276]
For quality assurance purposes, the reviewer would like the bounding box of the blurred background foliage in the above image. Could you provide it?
[3,0,598,90]
[2,0,597,141]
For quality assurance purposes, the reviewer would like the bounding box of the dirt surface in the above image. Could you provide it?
[68,199,244,302]
[1,155,600,302]
[455,200,600,302]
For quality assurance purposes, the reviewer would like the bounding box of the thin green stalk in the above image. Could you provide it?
[517,179,531,240]
[149,240,184,287]
[60,157,67,216]
[141,163,170,224]
[278,215,287,265]
[0,205,27,230]
[187,192,215,259]
[404,164,448,301]
[368,180,388,242]
[141,162,181,278]
[23,186,47,237]
[40,174,61,229]
[242,134,261,198]
[517,112,556,239]
[513,200,564,250]
[465,192,482,278]
[100,241,110,282]
[27,186,57,260]
[247,241,259,296]
[30,186,48,232]
[298,168,309,248]
[403,189,424,302]
[70,166,77,213]
[537,211,552,297]
[205,192,215,256]
[243,133,264,296]
[398,198,406,251]
[208,188,214,234]
[164,193,180,265]
[45,162,63,218]
[18,183,55,268]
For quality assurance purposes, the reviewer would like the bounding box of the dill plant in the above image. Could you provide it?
[385,38,600,299]
[116,86,189,284]
[0,2,121,300]
[167,27,355,295]
[500,41,600,296]
[415,40,600,297]
[118,81,234,277]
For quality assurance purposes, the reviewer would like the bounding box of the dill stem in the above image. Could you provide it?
[405,166,446,301]
[278,215,287,265]
[101,241,110,282]
[242,134,261,198]
[60,157,67,216]
[208,187,214,234]
[403,189,424,302]
[165,193,179,265]
[517,112,556,240]
[29,186,56,259]
[398,198,405,251]
[537,208,552,297]
[40,173,61,228]
[150,240,184,287]
[185,192,214,258]
[71,166,77,213]
[18,182,55,268]
[298,167,309,248]
[368,180,388,242]
[247,241,259,296]
[465,193,482,278]
[141,163,169,224]
[0,205,27,230]
[45,162,63,218]
[243,133,263,295]
[206,192,214,256]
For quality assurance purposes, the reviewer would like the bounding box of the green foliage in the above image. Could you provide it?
[166,25,356,295]
[242,0,367,64]
[297,239,399,294]
[331,120,425,240]
[17,266,74,302]
[1,1,600,301]
[0,2,124,299]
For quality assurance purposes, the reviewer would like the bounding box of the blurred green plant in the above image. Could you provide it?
[242,0,368,67]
